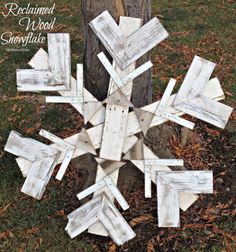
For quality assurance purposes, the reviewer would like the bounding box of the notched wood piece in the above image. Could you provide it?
[95,158,126,175]
[76,128,96,155]
[123,138,144,160]
[77,175,129,211]
[65,193,135,245]
[104,88,134,107]
[83,101,103,124]
[134,108,155,136]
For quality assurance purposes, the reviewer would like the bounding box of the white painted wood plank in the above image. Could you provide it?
[77,64,84,102]
[17,69,66,91]
[56,147,74,181]
[104,177,129,210]
[155,78,176,116]
[39,129,73,149]
[97,52,124,88]
[65,195,102,238]
[158,171,213,193]
[90,10,168,69]
[66,194,135,245]
[48,33,71,90]
[144,159,184,166]
[46,96,83,103]
[21,154,59,199]
[4,131,58,162]
[175,56,216,103]
[161,112,195,129]
[144,165,152,198]
[100,197,136,245]
[122,61,153,84]
[157,176,180,227]
[77,179,106,200]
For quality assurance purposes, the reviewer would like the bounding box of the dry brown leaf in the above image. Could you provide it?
[108,242,116,252]
[0,230,14,239]
[129,214,154,227]
[0,203,11,215]
[147,239,155,252]
[24,227,40,237]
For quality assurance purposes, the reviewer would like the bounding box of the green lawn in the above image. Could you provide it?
[0,0,235,251]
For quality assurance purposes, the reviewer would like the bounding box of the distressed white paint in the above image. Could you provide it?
[28,48,105,126]
[157,171,213,227]
[4,131,60,200]
[77,175,129,211]
[155,78,195,129]
[17,34,71,91]
[48,33,71,90]
[99,16,142,162]
[90,10,168,69]
[65,194,135,245]
[174,56,233,128]
[144,159,184,166]
[39,129,75,181]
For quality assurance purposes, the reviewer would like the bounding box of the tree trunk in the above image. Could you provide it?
[81,0,152,107]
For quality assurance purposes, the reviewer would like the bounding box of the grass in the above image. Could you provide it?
[0,0,235,251]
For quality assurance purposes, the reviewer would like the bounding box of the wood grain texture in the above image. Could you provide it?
[28,48,105,126]
[99,16,142,162]
[66,193,135,245]
[17,34,71,91]
[4,131,60,200]
[157,171,213,227]
[39,129,75,181]
[48,33,71,89]
[90,10,168,69]
[174,56,233,128]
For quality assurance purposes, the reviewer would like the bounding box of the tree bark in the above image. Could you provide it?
[81,0,152,107]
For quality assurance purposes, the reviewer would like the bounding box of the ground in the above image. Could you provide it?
[0,0,235,251]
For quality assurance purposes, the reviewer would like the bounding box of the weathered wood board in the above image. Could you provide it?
[99,16,142,162]
[4,131,60,199]
[28,48,105,126]
[39,129,75,181]
[157,171,213,227]
[77,175,129,211]
[155,78,195,129]
[174,56,233,128]
[46,64,84,104]
[17,34,71,91]
[89,10,169,69]
[65,193,135,245]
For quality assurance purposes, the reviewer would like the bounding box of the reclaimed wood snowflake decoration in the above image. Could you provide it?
[4,11,233,245]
